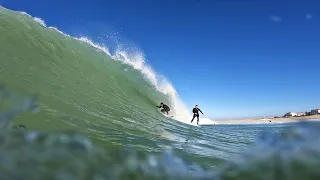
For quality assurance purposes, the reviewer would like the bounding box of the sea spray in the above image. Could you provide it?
[0,87,320,179]
[215,121,320,180]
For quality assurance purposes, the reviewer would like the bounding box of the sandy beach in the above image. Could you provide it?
[214,115,320,125]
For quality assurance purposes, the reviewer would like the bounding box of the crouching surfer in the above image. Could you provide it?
[157,102,170,115]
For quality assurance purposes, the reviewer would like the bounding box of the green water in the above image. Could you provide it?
[0,6,172,149]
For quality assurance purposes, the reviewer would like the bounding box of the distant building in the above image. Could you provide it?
[297,112,306,116]
[284,112,298,117]
[310,109,320,115]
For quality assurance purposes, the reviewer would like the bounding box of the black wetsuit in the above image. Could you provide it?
[191,108,203,124]
[157,104,170,115]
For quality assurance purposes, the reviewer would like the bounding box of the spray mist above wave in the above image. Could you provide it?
[12,7,190,119]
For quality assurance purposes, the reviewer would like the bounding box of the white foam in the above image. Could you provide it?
[48,27,70,37]
[188,117,217,125]
[17,12,69,37]
[75,37,111,56]
[10,8,213,123]
[33,17,46,27]
[18,11,32,18]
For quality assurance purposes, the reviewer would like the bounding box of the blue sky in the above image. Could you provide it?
[2,0,320,119]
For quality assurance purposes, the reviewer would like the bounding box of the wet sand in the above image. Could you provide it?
[215,115,320,125]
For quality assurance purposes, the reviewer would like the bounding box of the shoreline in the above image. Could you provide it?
[214,115,320,125]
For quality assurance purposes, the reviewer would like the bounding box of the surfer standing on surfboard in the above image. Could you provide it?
[156,102,170,115]
[191,105,204,125]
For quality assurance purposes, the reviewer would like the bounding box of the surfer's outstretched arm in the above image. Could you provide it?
[199,109,204,115]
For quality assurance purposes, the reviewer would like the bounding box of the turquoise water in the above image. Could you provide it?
[1,6,320,180]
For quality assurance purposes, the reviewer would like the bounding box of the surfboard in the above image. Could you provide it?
[162,114,174,118]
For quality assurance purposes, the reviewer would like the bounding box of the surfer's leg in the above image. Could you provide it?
[191,114,196,123]
[197,115,200,125]
[161,109,165,114]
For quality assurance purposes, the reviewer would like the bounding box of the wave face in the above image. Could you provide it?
[2,5,191,121]
[1,6,320,180]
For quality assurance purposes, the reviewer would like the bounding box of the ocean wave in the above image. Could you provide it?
[12,7,191,121]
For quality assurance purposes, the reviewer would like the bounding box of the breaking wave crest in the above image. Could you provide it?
[14,8,191,122]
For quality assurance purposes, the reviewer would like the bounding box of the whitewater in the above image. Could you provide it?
[1,5,320,180]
